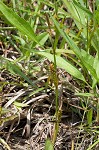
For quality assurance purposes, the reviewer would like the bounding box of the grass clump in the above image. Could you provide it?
[0,0,99,149]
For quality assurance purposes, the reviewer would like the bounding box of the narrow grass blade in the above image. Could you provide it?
[81,59,98,81]
[33,32,49,47]
[51,16,98,81]
[6,61,34,86]
[75,93,94,97]
[50,15,81,59]
[73,0,92,17]
[37,52,86,82]
[0,1,39,44]
[93,57,99,79]
[87,139,99,150]
[14,101,28,108]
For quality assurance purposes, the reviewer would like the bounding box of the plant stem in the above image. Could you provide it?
[52,0,61,143]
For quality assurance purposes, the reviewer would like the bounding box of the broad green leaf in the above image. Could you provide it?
[37,52,85,82]
[45,139,54,150]
[0,1,39,44]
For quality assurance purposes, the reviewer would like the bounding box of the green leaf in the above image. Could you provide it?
[13,35,26,46]
[73,0,92,17]
[33,32,49,47]
[92,78,97,89]
[80,50,98,81]
[81,58,98,81]
[50,4,98,83]
[37,52,86,82]
[50,15,81,59]
[87,109,93,126]
[87,139,99,150]
[75,93,94,97]
[80,50,94,66]
[62,0,87,36]
[6,61,34,86]
[94,8,99,25]
[92,55,99,88]
[93,57,99,79]
[14,101,28,108]
[45,139,54,150]
[0,1,39,44]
